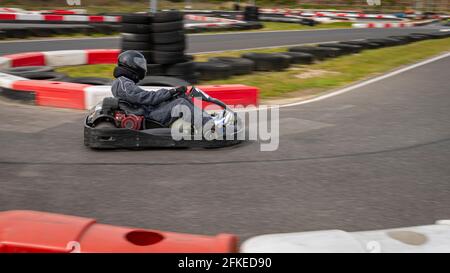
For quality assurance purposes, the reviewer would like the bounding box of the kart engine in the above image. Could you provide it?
[114,112,144,130]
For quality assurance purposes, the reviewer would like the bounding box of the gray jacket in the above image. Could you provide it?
[111,76,172,117]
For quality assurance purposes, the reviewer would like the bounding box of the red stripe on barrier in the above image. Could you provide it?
[385,23,392,28]
[12,80,89,109]
[4,52,45,67]
[196,85,259,107]
[50,10,77,15]
[86,49,120,64]
[399,23,405,27]
[368,23,375,28]
[0,13,16,20]
[89,16,104,22]
[43,14,64,21]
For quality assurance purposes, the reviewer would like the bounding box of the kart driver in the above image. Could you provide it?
[111,50,225,129]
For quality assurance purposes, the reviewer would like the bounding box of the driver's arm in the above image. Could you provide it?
[116,79,173,106]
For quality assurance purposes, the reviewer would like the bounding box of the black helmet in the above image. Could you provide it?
[117,50,147,80]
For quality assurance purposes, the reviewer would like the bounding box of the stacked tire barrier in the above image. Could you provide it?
[120,11,196,84]
[192,31,449,81]
[244,6,259,21]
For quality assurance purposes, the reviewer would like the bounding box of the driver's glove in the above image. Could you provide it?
[170,86,187,97]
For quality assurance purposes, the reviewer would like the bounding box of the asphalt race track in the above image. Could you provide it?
[0,26,440,54]
[0,52,449,240]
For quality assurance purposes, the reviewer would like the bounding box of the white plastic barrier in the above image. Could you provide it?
[241,220,450,253]
[43,50,87,67]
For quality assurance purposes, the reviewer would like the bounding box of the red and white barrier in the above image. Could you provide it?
[0,49,259,110]
[0,12,120,22]
[353,22,414,28]
[0,7,86,15]
[260,8,400,20]
[0,49,120,69]
[185,14,242,23]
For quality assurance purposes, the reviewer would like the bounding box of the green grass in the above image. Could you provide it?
[57,38,450,100]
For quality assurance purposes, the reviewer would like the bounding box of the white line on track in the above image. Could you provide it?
[280,51,450,109]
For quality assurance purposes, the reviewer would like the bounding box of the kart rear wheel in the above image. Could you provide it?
[94,121,116,129]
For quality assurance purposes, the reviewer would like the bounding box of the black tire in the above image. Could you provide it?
[121,40,153,50]
[366,38,398,46]
[132,50,154,62]
[65,77,113,85]
[164,61,195,76]
[388,35,413,43]
[288,46,341,60]
[121,33,152,42]
[241,53,291,71]
[94,121,117,129]
[153,40,186,52]
[428,32,449,39]
[96,24,117,35]
[181,72,200,84]
[146,63,165,76]
[195,61,233,80]
[29,27,52,37]
[339,40,382,49]
[278,52,314,64]
[151,21,184,33]
[21,72,68,81]
[152,30,185,44]
[138,76,189,87]
[208,57,255,75]
[153,11,184,23]
[4,29,29,39]
[121,14,152,24]
[410,33,434,39]
[151,51,185,65]
[0,31,5,40]
[319,43,362,54]
[184,55,195,61]
[1,66,54,76]
[406,35,427,42]
[120,23,152,34]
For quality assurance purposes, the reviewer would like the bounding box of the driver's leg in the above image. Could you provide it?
[147,97,212,127]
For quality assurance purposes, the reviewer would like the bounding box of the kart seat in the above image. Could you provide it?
[118,100,145,116]
[102,97,119,113]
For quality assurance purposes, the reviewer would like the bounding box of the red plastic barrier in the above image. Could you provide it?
[0,211,237,253]
[43,14,64,21]
[0,13,16,20]
[86,49,120,64]
[12,80,89,109]
[196,84,259,108]
[89,15,104,22]
[49,10,78,15]
[5,52,45,67]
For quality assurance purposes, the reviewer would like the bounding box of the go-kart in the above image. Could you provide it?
[84,86,243,149]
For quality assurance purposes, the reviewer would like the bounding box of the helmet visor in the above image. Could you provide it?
[134,56,147,74]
